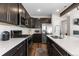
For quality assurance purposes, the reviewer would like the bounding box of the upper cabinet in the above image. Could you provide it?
[27,18,51,28]
[7,3,19,25]
[0,3,51,28]
[40,18,51,23]
[0,3,30,27]
[25,10,30,27]
[18,3,30,27]
[0,3,19,25]
[19,4,26,18]
[0,4,8,23]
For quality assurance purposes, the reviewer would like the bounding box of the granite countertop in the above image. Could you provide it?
[0,36,30,56]
[47,35,79,56]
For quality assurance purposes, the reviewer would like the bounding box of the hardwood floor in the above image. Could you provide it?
[30,43,48,56]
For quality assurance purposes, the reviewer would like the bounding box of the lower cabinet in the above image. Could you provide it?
[3,39,27,56]
[47,37,70,56]
[14,42,25,56]
[3,36,33,56]
[32,34,42,43]
[27,36,33,56]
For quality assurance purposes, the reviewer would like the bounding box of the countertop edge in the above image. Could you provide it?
[1,36,31,56]
[47,35,73,56]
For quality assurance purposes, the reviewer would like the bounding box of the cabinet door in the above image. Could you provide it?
[25,39,27,56]
[27,17,31,27]
[0,3,8,22]
[32,34,42,43]
[51,44,62,56]
[47,37,53,56]
[19,4,25,18]
[30,18,35,28]
[19,3,26,26]
[40,18,51,23]
[14,42,25,56]
[8,3,18,25]
[25,10,30,27]
[35,18,41,28]
[47,37,71,56]
[47,37,62,56]
[27,37,32,56]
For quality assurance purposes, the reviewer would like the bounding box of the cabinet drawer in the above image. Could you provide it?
[14,43,25,56]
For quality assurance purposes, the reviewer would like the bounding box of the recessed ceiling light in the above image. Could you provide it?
[19,9,22,12]
[37,9,41,12]
[12,8,18,12]
[67,13,70,15]
[56,9,60,12]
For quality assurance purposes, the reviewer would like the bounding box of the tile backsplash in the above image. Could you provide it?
[0,22,29,35]
[0,22,41,36]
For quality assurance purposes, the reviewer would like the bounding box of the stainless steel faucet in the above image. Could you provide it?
[53,25,64,39]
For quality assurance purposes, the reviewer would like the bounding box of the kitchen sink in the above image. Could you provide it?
[51,36,63,39]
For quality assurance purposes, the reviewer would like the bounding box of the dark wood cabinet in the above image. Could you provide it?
[0,3,51,28]
[18,3,26,26]
[30,18,36,28]
[40,18,51,23]
[27,18,51,28]
[7,3,19,25]
[0,3,30,27]
[19,4,25,18]
[35,18,41,28]
[0,3,52,28]
[27,18,40,28]
[27,36,33,56]
[27,17,35,28]
[14,41,25,56]
[47,37,70,56]
[3,39,27,56]
[25,10,30,27]
[0,4,8,22]
[32,34,42,43]
[25,39,28,56]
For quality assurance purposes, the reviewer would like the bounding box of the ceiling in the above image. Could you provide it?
[22,3,72,18]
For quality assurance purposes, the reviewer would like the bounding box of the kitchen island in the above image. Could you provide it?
[47,35,79,56]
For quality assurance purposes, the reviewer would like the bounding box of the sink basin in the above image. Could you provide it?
[51,36,63,39]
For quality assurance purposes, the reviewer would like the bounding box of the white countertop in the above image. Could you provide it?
[47,35,79,56]
[0,36,30,56]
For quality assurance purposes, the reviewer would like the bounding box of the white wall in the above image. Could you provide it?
[61,8,79,37]
[46,24,52,34]
[42,23,52,34]
[52,15,62,36]
[70,8,79,37]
